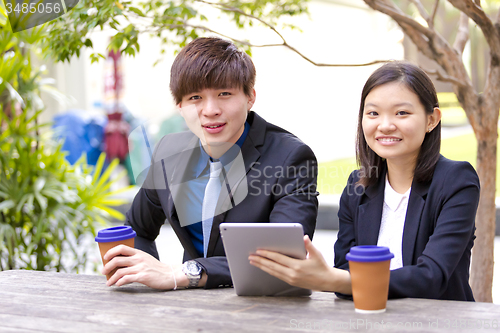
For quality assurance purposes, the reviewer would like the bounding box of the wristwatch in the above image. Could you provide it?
[182,260,204,288]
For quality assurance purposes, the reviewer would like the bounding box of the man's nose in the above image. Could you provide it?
[201,98,220,117]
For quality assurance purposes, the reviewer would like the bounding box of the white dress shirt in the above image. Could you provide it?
[377,177,411,270]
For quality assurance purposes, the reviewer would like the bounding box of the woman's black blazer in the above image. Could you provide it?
[334,155,480,301]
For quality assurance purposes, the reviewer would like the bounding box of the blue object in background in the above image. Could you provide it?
[53,109,107,166]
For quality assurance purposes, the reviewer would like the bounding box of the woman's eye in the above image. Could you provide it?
[366,111,378,116]
[397,111,409,115]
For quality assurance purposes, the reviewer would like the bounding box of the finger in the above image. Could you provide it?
[304,235,320,257]
[113,271,140,287]
[114,271,142,287]
[103,244,137,261]
[254,249,297,267]
[249,253,295,279]
[250,258,300,287]
[249,257,286,280]
[106,265,140,287]
[101,256,132,275]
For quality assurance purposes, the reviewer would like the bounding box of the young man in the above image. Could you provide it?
[102,37,318,290]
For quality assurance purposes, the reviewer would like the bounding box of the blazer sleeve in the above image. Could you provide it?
[125,135,170,260]
[388,162,480,299]
[195,143,319,289]
[268,143,318,238]
[125,187,165,260]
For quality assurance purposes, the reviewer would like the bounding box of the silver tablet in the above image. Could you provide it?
[220,222,312,296]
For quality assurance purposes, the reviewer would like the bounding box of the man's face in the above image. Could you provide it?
[178,87,256,151]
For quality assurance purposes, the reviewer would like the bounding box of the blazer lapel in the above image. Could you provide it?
[357,178,385,245]
[207,112,264,257]
[402,180,428,266]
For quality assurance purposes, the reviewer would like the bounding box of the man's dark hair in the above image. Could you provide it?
[170,37,256,104]
[356,61,441,187]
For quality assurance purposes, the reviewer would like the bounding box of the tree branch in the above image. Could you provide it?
[409,0,430,22]
[364,0,435,38]
[430,0,440,29]
[129,13,390,68]
[453,12,470,55]
[447,0,500,56]
[424,67,466,87]
[155,21,389,67]
[399,21,436,59]
[363,0,475,96]
[187,0,390,67]
[194,0,287,43]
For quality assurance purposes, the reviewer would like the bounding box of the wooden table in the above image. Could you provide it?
[1,270,499,332]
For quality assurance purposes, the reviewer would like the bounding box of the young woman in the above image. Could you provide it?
[249,61,480,301]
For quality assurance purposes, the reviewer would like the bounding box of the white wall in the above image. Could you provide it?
[46,0,404,162]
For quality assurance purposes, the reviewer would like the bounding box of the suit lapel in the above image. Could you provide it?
[207,142,261,257]
[401,180,428,266]
[357,177,385,245]
[207,112,264,257]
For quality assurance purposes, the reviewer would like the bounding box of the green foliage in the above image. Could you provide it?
[1,6,131,272]
[0,112,130,271]
[42,0,309,62]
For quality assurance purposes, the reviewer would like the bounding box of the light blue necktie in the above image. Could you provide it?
[202,160,223,258]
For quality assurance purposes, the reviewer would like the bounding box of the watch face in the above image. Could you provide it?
[186,261,202,275]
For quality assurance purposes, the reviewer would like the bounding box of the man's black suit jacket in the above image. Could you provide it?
[126,111,318,288]
[334,155,480,301]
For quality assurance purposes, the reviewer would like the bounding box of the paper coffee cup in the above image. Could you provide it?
[346,246,394,313]
[95,226,136,280]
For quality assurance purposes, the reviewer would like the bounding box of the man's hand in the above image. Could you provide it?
[102,245,186,290]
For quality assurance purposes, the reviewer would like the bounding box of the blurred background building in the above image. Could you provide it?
[40,0,403,165]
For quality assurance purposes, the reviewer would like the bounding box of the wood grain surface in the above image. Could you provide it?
[0,270,499,332]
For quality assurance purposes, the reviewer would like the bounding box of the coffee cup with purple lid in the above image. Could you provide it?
[95,226,136,280]
[346,245,394,313]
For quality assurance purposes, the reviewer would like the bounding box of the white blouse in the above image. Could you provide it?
[377,177,411,270]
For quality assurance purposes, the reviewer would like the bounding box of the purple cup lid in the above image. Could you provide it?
[346,245,394,262]
[95,226,136,243]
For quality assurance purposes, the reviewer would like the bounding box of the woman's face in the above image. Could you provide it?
[362,82,434,166]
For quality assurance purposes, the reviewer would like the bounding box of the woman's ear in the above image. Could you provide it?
[427,107,442,132]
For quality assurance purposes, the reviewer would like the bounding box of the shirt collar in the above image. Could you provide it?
[384,176,411,211]
[195,121,250,177]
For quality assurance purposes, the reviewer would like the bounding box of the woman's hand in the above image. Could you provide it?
[249,235,350,292]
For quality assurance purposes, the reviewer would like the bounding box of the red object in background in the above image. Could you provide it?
[104,48,129,161]
[105,112,129,161]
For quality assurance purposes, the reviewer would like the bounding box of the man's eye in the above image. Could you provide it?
[189,95,201,100]
[220,92,231,96]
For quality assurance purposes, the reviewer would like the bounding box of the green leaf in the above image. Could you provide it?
[34,177,46,192]
[0,200,15,211]
[129,6,145,17]
[34,192,48,211]
[95,205,125,220]
[92,153,106,185]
